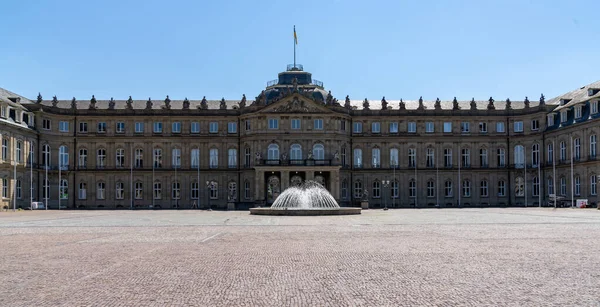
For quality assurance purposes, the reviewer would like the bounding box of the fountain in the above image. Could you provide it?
[250,181,361,216]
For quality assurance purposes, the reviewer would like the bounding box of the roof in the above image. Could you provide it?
[548,80,600,112]
[0,87,33,110]
[347,98,540,111]
[32,97,241,110]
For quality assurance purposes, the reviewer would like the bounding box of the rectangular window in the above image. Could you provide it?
[574,106,582,119]
[291,119,301,130]
[79,122,88,133]
[460,122,470,133]
[153,122,163,133]
[2,178,7,198]
[268,119,278,130]
[498,181,506,196]
[228,148,237,168]
[209,148,218,168]
[191,122,200,133]
[547,114,554,127]
[135,122,144,133]
[479,122,487,133]
[135,182,143,200]
[59,121,69,132]
[353,122,362,133]
[115,182,124,200]
[0,106,6,118]
[172,122,181,133]
[560,111,567,123]
[514,121,523,132]
[228,122,237,133]
[371,122,380,133]
[408,122,416,133]
[340,120,346,131]
[191,182,199,199]
[591,101,598,114]
[425,122,434,133]
[209,122,219,133]
[191,148,200,168]
[172,148,181,168]
[531,119,539,131]
[245,120,251,131]
[443,122,452,133]
[245,181,251,199]
[389,122,398,133]
[496,122,505,133]
[97,122,106,133]
[116,122,125,133]
[43,119,51,130]
[314,119,324,130]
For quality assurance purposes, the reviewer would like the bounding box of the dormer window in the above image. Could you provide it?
[560,110,567,123]
[574,105,582,119]
[547,114,554,126]
[560,99,571,106]
[0,105,6,118]
[591,101,598,114]
[589,89,596,96]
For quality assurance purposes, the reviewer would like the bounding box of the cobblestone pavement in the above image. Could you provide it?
[1,208,599,306]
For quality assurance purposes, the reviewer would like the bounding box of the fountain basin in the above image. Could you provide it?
[250,207,361,216]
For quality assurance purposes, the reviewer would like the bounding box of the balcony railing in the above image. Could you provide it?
[266,79,278,87]
[260,159,334,166]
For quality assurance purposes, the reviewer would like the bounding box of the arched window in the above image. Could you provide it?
[372,180,381,198]
[408,148,416,167]
[244,180,251,199]
[427,180,435,197]
[547,176,554,195]
[462,179,471,197]
[135,182,143,199]
[353,148,362,167]
[1,178,7,198]
[16,140,22,163]
[209,148,219,168]
[97,182,105,200]
[313,144,324,160]
[409,179,416,198]
[76,148,87,168]
[444,148,452,167]
[190,181,199,199]
[559,141,566,161]
[191,148,200,168]
[353,180,362,198]
[574,138,581,160]
[115,182,124,199]
[391,180,399,198]
[514,145,524,168]
[461,148,470,168]
[341,146,347,166]
[59,145,69,169]
[78,182,87,200]
[290,144,302,160]
[154,181,162,200]
[444,180,453,197]
[497,180,506,196]
[341,179,348,200]
[116,148,125,168]
[390,148,399,167]
[497,148,506,167]
[426,148,434,168]
[533,176,540,196]
[16,179,21,199]
[60,179,68,199]
[267,144,279,160]
[97,148,106,168]
[172,181,180,199]
[172,148,181,168]
[547,143,554,163]
[371,147,380,168]
[244,147,251,167]
[590,134,597,158]
[479,148,488,167]
[135,148,143,168]
[559,177,566,195]
[532,143,539,167]
[228,148,237,168]
[591,175,597,196]
[153,148,162,168]
[210,181,218,199]
[575,176,580,196]
[42,144,51,167]
[480,180,488,197]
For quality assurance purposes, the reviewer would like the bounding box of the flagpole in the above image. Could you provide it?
[58,152,61,210]
[538,155,541,207]
[130,143,133,210]
[293,25,296,68]
[45,149,48,210]
[152,149,155,209]
[570,136,574,208]
[524,146,527,207]
[553,140,556,208]
[458,147,461,207]
[197,149,200,209]
[414,151,417,208]
[436,144,439,207]
[13,157,17,211]
[30,142,33,208]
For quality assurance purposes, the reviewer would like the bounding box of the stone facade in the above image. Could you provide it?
[1,66,599,209]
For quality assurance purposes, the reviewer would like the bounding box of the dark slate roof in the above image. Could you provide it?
[548,80,600,112]
[34,98,241,110]
[347,98,540,110]
[0,87,32,110]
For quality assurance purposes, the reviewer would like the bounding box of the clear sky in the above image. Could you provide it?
[1,0,599,102]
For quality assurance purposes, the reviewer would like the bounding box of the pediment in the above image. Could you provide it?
[256,94,333,114]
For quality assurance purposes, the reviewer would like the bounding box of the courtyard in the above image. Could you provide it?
[0,208,599,306]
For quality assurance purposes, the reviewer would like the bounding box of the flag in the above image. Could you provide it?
[294,26,298,45]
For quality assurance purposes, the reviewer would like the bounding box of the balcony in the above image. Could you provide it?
[261,159,334,166]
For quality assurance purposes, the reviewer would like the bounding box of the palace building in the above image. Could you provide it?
[1,64,599,209]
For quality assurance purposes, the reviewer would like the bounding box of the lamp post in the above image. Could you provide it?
[206,180,217,210]
[382,180,390,210]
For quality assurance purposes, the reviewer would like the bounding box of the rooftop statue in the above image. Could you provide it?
[524,96,530,108]
[363,98,370,110]
[344,95,351,109]
[199,96,208,110]
[487,97,495,110]
[126,96,134,110]
[470,98,477,110]
[182,97,190,110]
[434,98,441,110]
[71,97,77,110]
[89,95,97,110]
[220,98,227,110]
[239,94,246,109]
[292,77,298,92]
[146,98,153,110]
[108,98,115,110]
[417,96,424,110]
[36,93,43,104]
[539,93,545,106]
[381,96,388,110]
[163,95,171,110]
[255,90,266,106]
[326,91,333,105]
[452,97,459,110]
[505,98,512,110]
[399,98,406,110]
[52,96,58,107]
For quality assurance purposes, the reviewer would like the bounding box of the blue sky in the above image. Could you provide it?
[1,0,599,102]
